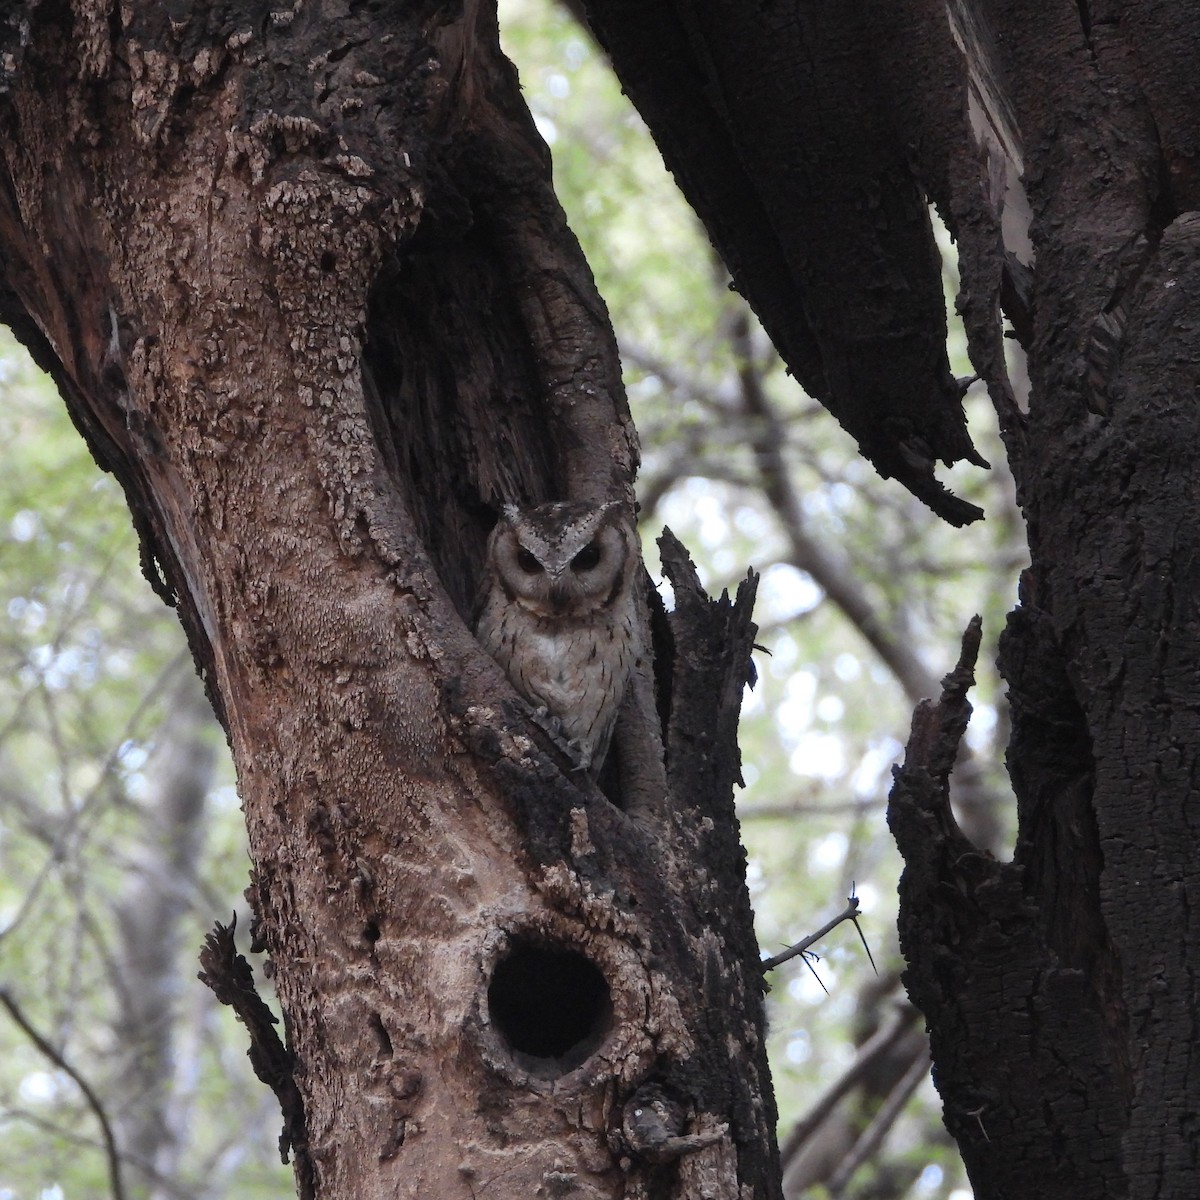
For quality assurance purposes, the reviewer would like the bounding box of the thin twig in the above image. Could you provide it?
[0,988,126,1200]
[828,1045,931,1195]
[739,796,884,821]
[0,650,192,948]
[0,1106,196,1200]
[727,311,942,706]
[778,1001,922,1167]
[761,896,864,972]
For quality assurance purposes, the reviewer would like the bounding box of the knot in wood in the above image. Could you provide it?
[621,1083,727,1164]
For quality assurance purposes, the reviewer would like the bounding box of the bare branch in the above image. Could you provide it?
[626,324,943,704]
[727,311,941,704]
[0,988,126,1200]
[0,651,193,948]
[738,795,883,821]
[827,1046,931,1195]
[779,999,921,1168]
[0,1107,199,1200]
[761,895,865,973]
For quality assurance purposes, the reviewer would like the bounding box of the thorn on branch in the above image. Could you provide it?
[760,892,875,975]
[964,1103,992,1143]
[849,884,878,976]
[801,950,829,995]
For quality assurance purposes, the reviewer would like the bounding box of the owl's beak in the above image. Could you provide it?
[548,581,572,614]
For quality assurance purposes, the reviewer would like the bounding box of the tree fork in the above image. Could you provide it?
[0,4,779,1198]
[883,5,1200,1195]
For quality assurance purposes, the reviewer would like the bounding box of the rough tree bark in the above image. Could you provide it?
[579,0,1200,1197]
[579,0,991,529]
[886,7,1200,1196]
[0,3,774,1199]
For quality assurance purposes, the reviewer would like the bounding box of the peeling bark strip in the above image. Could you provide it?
[0,4,777,1198]
[198,917,313,1197]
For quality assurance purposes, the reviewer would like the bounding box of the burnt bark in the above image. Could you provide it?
[0,3,774,1198]
[889,618,1127,1198]
[880,5,1199,1196]
[579,0,990,527]
[584,0,1200,1195]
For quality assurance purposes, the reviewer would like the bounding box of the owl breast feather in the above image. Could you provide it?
[483,616,631,769]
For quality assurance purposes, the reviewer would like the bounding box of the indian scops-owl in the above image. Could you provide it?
[475,501,642,775]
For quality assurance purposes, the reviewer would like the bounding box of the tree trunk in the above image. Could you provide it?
[12,0,1198,1196]
[111,670,217,1199]
[0,4,776,1198]
[578,0,1199,1196]
[889,5,1200,1196]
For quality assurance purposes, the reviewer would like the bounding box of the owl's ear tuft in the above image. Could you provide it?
[585,500,624,531]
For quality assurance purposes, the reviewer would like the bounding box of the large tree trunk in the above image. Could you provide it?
[10,0,1198,1196]
[578,1,1200,1197]
[0,4,775,1198]
[886,7,1200,1195]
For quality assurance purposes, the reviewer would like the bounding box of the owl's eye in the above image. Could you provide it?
[516,547,544,574]
[571,541,601,572]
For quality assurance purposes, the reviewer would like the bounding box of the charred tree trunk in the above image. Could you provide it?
[578,1,1200,1197]
[0,4,775,1198]
[886,6,1200,1195]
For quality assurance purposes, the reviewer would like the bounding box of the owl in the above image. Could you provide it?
[475,500,642,776]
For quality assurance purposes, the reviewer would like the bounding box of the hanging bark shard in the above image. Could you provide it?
[580,0,989,525]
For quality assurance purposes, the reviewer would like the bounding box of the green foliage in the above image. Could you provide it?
[0,328,289,1198]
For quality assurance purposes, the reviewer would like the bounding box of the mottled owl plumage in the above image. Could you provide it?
[475,501,642,775]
